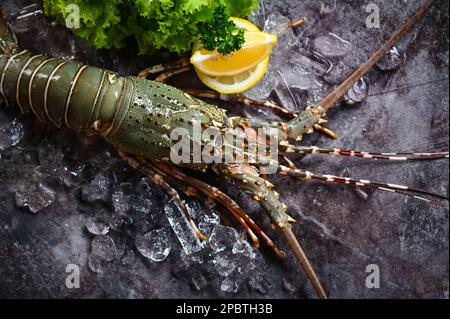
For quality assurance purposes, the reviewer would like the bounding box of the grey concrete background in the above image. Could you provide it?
[0,0,448,299]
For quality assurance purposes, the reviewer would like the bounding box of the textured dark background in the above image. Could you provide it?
[0,0,448,299]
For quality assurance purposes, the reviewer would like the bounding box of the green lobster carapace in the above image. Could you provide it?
[0,0,447,299]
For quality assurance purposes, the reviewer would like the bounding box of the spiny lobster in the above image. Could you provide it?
[0,0,448,299]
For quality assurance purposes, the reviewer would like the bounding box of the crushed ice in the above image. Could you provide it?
[135,227,172,262]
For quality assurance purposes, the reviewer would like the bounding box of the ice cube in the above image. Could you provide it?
[232,240,256,259]
[314,33,351,58]
[91,235,116,262]
[213,252,236,277]
[15,167,56,214]
[264,12,298,48]
[86,219,110,235]
[248,272,270,295]
[120,247,136,266]
[111,183,133,215]
[220,277,239,294]
[88,235,117,274]
[344,78,369,105]
[164,199,204,255]
[244,12,301,102]
[81,172,112,203]
[135,227,172,262]
[209,225,240,252]
[186,201,220,237]
[38,138,64,169]
[264,12,291,34]
[88,255,110,274]
[197,214,220,238]
[376,47,406,71]
[0,119,24,150]
[190,271,209,292]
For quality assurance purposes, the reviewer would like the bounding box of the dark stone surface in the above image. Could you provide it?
[0,0,448,299]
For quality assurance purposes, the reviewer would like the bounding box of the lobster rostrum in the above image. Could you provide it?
[0,0,448,299]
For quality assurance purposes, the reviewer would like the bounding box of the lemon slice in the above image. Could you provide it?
[191,31,277,76]
[195,56,269,94]
[192,17,275,94]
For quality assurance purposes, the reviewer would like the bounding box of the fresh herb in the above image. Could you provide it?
[42,0,258,55]
[198,6,245,55]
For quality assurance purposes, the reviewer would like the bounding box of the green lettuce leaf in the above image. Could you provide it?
[43,0,259,54]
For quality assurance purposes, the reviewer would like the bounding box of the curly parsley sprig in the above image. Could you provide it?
[198,6,245,55]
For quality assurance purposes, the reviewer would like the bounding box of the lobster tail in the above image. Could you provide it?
[0,9,18,56]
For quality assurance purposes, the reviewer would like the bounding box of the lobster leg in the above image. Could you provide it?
[152,161,286,258]
[212,163,327,299]
[0,10,18,56]
[118,149,208,241]
[137,57,192,83]
[150,161,264,247]
[183,88,296,118]
[137,57,190,78]
[135,55,298,121]
[124,154,262,247]
[139,67,296,119]
[155,66,192,83]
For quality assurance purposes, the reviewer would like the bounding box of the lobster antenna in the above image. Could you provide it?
[280,143,449,161]
[281,224,328,299]
[318,0,434,111]
[279,165,449,203]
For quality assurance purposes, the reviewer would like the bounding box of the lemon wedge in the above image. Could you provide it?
[230,17,260,32]
[195,57,269,94]
[191,17,276,94]
[191,32,277,76]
